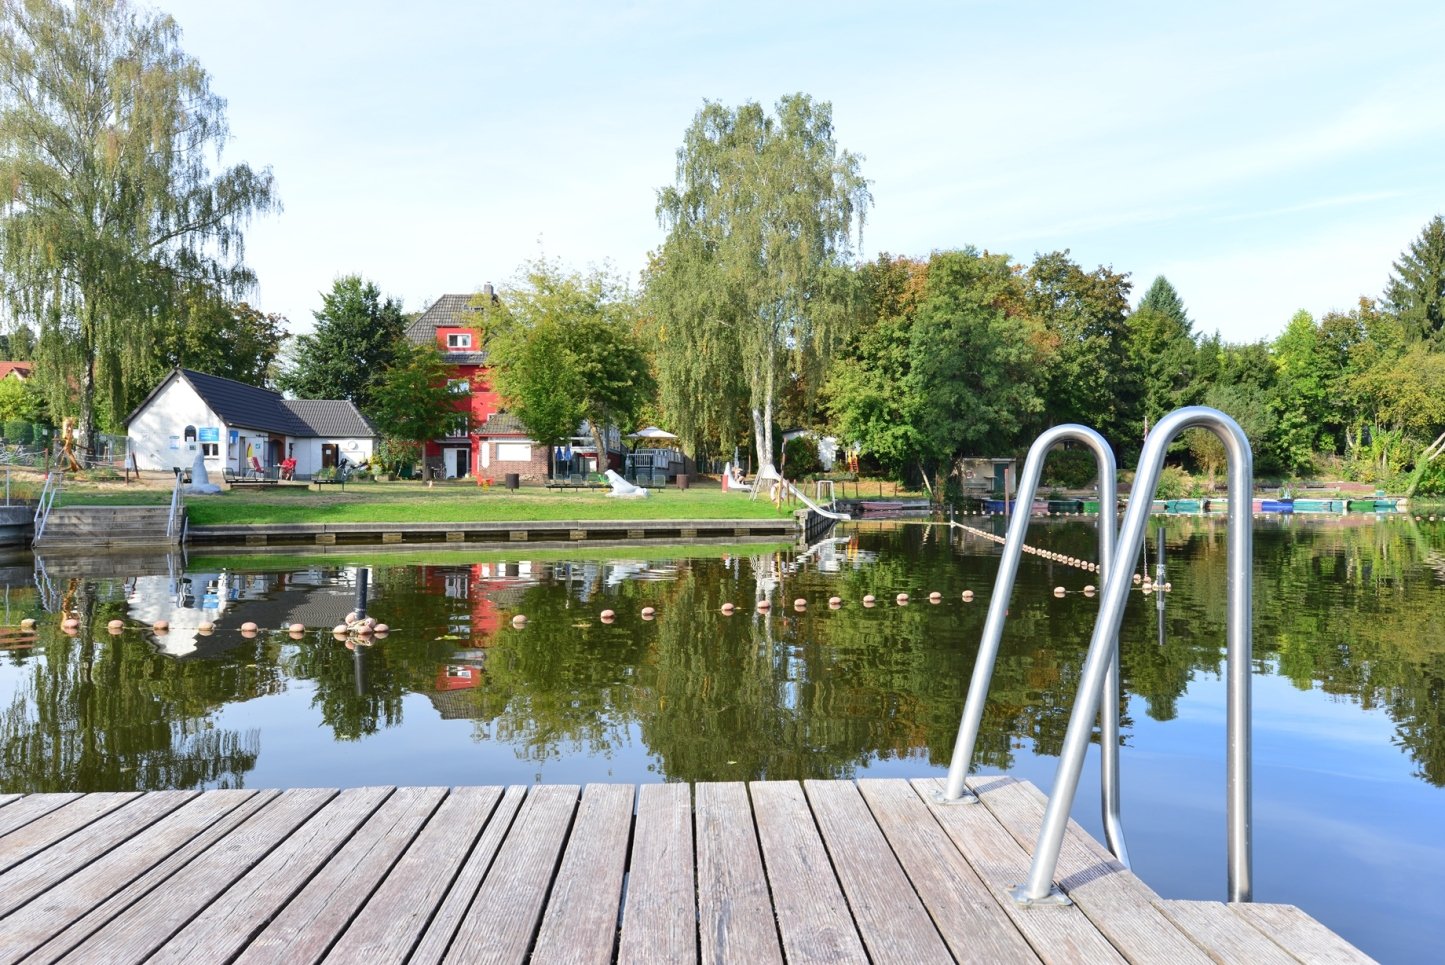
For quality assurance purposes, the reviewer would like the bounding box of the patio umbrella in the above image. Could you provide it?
[626,427,678,440]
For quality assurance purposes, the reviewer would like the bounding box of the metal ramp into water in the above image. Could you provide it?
[941,406,1257,906]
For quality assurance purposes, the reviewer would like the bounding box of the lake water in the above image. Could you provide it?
[1,515,1441,962]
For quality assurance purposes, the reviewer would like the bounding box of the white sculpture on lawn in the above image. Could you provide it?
[604,469,649,498]
[185,451,221,495]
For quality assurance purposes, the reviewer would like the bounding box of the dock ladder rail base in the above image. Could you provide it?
[32,471,62,542]
[1012,405,1254,907]
[932,424,1128,870]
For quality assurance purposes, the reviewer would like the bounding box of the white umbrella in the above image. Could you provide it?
[626,426,678,440]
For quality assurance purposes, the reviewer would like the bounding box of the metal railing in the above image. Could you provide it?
[934,424,1129,865]
[166,472,185,542]
[1012,406,1254,906]
[33,472,61,542]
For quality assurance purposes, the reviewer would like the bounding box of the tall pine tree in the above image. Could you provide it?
[1384,215,1445,347]
[278,276,405,412]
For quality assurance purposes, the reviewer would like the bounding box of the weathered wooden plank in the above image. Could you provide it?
[60,788,335,965]
[2,790,268,965]
[0,791,196,919]
[971,776,1215,965]
[235,786,445,965]
[904,778,1121,964]
[19,791,275,965]
[441,784,581,964]
[0,794,81,838]
[618,783,695,965]
[322,786,503,965]
[409,785,527,965]
[0,795,18,809]
[856,779,1043,964]
[0,793,140,874]
[532,783,636,965]
[802,779,952,965]
[1157,900,1299,965]
[694,781,783,965]
[1232,903,1377,964]
[750,781,867,963]
[148,786,395,964]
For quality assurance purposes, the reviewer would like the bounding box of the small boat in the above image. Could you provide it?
[981,499,1049,514]
[1082,499,1101,514]
[1164,499,1202,513]
[1047,499,1084,514]
[859,499,931,514]
[1260,499,1294,513]
[1203,498,1229,513]
[1346,498,1377,511]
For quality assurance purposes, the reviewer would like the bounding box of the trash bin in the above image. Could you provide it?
[504,472,520,491]
[676,473,690,490]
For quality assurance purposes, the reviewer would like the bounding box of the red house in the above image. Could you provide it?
[405,288,623,481]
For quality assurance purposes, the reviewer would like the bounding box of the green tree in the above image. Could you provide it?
[1385,215,1445,346]
[163,291,287,386]
[652,94,870,472]
[278,276,405,411]
[368,343,468,482]
[1027,251,1133,444]
[483,259,655,463]
[0,0,278,444]
[0,375,37,423]
[1125,277,1200,442]
[1268,310,1331,474]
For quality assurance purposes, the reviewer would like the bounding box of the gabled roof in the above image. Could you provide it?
[477,411,529,436]
[0,361,33,380]
[282,399,375,437]
[405,291,494,365]
[125,368,374,439]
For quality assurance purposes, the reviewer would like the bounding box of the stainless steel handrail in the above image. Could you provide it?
[933,424,1128,864]
[33,472,61,542]
[1012,405,1253,906]
[166,472,184,541]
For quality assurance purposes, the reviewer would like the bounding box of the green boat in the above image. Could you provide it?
[1047,498,1084,514]
[1346,497,1398,511]
[1164,499,1202,513]
[1082,499,1101,514]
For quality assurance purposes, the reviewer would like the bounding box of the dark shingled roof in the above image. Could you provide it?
[478,411,529,436]
[282,399,375,437]
[125,369,374,439]
[405,292,493,365]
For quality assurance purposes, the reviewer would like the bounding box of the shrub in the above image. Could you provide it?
[3,419,31,443]
[1416,458,1445,497]
[1153,465,1193,500]
[1042,449,1096,489]
[782,435,823,477]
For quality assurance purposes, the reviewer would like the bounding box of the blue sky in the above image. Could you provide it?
[162,0,1445,343]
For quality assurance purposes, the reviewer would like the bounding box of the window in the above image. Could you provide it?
[202,443,219,457]
[496,443,532,462]
[448,378,470,394]
[183,426,197,443]
[446,332,472,349]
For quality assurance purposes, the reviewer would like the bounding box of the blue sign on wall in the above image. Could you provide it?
[198,427,220,442]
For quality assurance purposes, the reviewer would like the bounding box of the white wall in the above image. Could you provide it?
[290,437,376,476]
[127,378,228,473]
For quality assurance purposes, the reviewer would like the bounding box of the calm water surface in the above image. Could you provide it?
[1,515,1442,962]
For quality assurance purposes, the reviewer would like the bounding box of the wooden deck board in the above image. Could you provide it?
[0,781,1369,964]
[150,786,395,964]
[858,778,1043,963]
[19,791,275,965]
[618,782,696,965]
[532,783,636,965]
[323,786,504,965]
[751,780,867,964]
[235,786,445,965]
[802,779,951,965]
[61,788,334,965]
[907,777,1124,964]
[5,790,271,965]
[974,776,1216,965]
[695,781,784,964]
[441,783,580,964]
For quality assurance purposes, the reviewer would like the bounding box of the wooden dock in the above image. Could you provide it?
[0,776,1371,964]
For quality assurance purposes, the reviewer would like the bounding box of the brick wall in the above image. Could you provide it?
[479,438,550,483]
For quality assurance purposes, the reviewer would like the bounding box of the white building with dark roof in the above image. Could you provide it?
[125,368,376,477]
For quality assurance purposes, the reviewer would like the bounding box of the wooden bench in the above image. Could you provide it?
[223,469,278,487]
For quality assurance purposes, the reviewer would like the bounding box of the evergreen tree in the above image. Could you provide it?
[1384,215,1445,347]
[278,276,406,411]
[1137,275,1193,330]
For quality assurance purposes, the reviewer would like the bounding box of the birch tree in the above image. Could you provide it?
[651,94,869,472]
[0,0,277,445]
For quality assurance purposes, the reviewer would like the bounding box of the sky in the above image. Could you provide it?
[157,0,1445,344]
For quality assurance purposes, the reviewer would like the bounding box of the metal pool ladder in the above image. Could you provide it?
[934,424,1129,866]
[1019,406,1254,906]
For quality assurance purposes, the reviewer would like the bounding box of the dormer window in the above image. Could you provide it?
[446,333,472,349]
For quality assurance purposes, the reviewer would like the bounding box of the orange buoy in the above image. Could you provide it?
[828,596,842,609]
[107,619,124,630]
[896,593,909,605]
[756,600,770,611]
[289,623,305,633]
[793,598,807,610]
[153,620,169,632]
[600,609,615,620]
[721,603,736,615]
[345,611,358,625]
[641,606,656,619]
[241,621,258,632]
[962,590,974,602]
[511,614,528,628]
[929,591,942,604]
[1084,585,1097,596]
[1132,573,1142,584]
[333,624,348,635]
[862,594,876,606]
[374,623,390,633]
[1053,587,1066,597]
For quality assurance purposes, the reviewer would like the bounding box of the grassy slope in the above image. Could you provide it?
[59,482,795,525]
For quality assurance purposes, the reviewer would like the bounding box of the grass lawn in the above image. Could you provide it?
[57,479,797,525]
[189,540,793,571]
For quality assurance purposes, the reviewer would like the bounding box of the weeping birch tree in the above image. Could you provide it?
[650,94,869,471]
[0,0,277,446]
